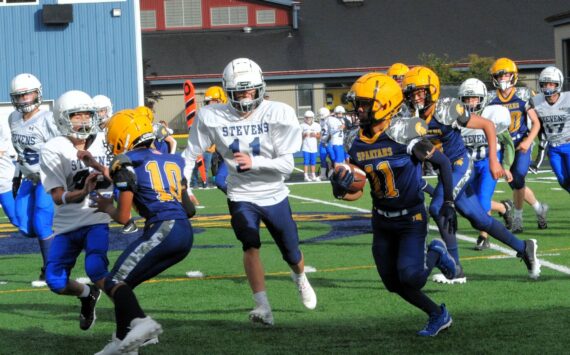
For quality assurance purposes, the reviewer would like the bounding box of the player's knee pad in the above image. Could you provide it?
[46,275,67,294]
[103,277,120,296]
[399,266,426,290]
[282,248,302,266]
[508,173,526,190]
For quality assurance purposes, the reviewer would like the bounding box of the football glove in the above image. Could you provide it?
[330,168,354,199]
[439,201,457,235]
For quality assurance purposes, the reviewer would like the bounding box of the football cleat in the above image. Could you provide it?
[512,216,523,234]
[249,305,274,326]
[79,284,101,330]
[119,316,163,353]
[304,175,312,182]
[498,199,514,230]
[474,235,491,251]
[95,333,137,355]
[432,267,467,285]
[121,220,139,235]
[536,203,548,229]
[291,272,317,310]
[31,268,47,288]
[428,239,457,280]
[518,239,540,279]
[417,304,452,337]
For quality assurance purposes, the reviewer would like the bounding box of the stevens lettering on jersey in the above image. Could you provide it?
[222,123,269,137]
[12,134,37,146]
[356,147,393,161]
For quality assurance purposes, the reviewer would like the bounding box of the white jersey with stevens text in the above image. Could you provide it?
[301,122,321,153]
[0,117,16,193]
[40,132,112,234]
[184,100,301,206]
[327,116,345,145]
[9,109,59,177]
[530,92,570,146]
[461,105,511,160]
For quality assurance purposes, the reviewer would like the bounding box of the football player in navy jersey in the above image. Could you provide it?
[402,66,540,284]
[91,109,194,354]
[331,72,458,336]
[488,58,548,232]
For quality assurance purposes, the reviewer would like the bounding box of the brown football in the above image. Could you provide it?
[334,163,367,192]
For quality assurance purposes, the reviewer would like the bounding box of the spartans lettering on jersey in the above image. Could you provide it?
[12,134,36,146]
[222,123,269,137]
[427,128,443,136]
[503,102,521,110]
[356,147,393,161]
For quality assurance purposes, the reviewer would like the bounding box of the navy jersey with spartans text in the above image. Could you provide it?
[347,117,428,212]
[113,149,189,226]
[488,87,533,145]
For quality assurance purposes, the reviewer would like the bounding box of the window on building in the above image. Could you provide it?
[296,84,314,118]
[0,0,38,5]
[211,6,248,27]
[256,9,275,25]
[140,10,157,30]
[165,0,202,28]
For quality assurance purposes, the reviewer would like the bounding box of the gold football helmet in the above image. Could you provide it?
[490,57,518,90]
[106,109,155,155]
[347,72,403,127]
[387,63,410,84]
[402,66,440,114]
[204,85,227,105]
[135,105,155,123]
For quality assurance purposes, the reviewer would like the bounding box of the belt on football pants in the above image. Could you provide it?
[374,207,409,218]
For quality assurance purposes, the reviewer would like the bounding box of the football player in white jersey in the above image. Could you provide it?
[317,107,333,180]
[8,73,59,287]
[93,94,113,129]
[184,58,317,325]
[40,90,112,332]
[0,115,17,227]
[328,105,347,165]
[300,110,321,181]
[458,78,515,250]
[530,66,570,193]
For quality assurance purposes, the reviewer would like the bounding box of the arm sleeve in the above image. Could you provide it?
[497,130,515,170]
[40,145,66,192]
[183,114,212,186]
[426,149,454,202]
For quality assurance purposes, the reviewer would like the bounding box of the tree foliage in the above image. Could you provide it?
[418,53,495,85]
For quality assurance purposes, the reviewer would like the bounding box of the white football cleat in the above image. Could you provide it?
[119,316,163,353]
[95,333,138,355]
[31,279,47,288]
[291,272,317,310]
[249,305,274,326]
[432,273,467,285]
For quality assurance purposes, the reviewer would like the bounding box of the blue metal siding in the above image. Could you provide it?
[0,0,140,111]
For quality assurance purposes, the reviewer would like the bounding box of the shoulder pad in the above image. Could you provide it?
[153,124,169,140]
[110,154,133,175]
[516,87,533,101]
[386,116,427,144]
[487,91,498,103]
[434,98,469,126]
[344,128,359,152]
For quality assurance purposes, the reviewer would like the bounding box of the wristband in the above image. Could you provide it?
[61,191,69,205]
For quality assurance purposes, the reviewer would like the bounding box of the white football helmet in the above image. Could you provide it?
[304,110,315,124]
[54,90,97,140]
[333,105,346,115]
[538,66,564,97]
[318,107,330,120]
[458,78,488,114]
[222,58,266,113]
[10,73,43,113]
[93,94,113,124]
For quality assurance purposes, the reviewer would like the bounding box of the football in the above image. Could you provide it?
[334,163,367,192]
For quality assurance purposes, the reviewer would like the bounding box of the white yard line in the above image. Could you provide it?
[289,194,570,276]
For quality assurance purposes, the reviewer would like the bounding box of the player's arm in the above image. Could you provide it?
[411,138,457,234]
[165,135,177,154]
[94,156,136,224]
[465,115,503,179]
[49,172,99,205]
[520,108,541,153]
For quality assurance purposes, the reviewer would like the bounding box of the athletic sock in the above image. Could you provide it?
[114,284,145,339]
